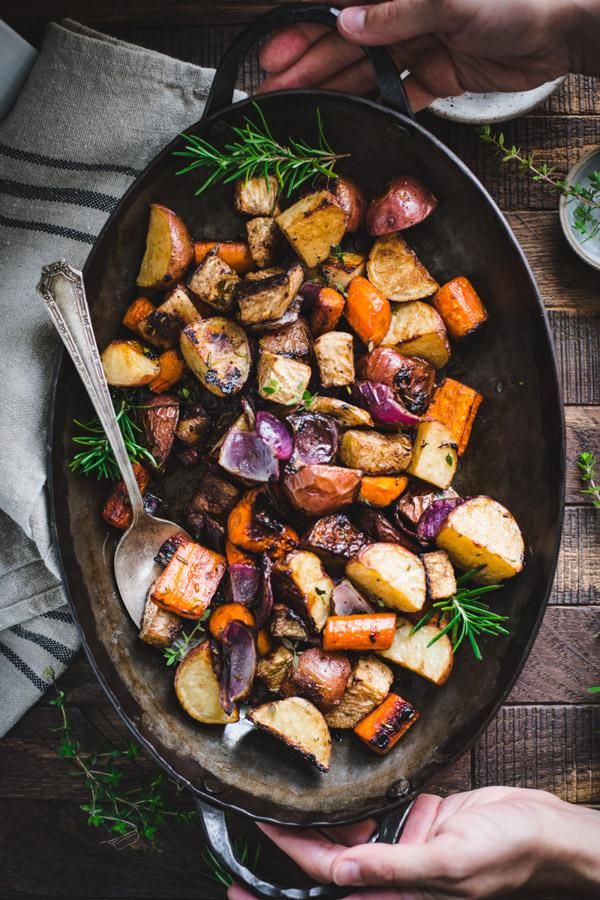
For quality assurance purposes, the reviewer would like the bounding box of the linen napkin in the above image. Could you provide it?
[0,19,244,735]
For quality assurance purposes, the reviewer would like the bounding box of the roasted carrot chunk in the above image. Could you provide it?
[151,541,225,619]
[194,241,255,274]
[225,540,255,567]
[256,628,273,657]
[101,463,151,530]
[345,276,391,347]
[322,613,397,652]
[426,377,483,456]
[310,286,345,337]
[358,475,408,507]
[433,276,488,340]
[122,297,155,335]
[209,602,256,640]
[149,349,186,393]
[354,693,420,755]
[227,488,299,558]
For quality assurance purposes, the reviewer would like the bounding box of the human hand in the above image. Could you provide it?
[227,787,600,899]
[257,0,598,110]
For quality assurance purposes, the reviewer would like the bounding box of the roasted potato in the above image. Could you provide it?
[321,251,366,290]
[259,317,313,361]
[136,203,193,290]
[269,604,311,641]
[140,394,179,471]
[101,339,160,387]
[346,542,427,613]
[382,301,451,368]
[358,346,435,416]
[330,175,367,232]
[284,464,361,516]
[325,655,393,729]
[314,332,355,387]
[180,317,251,397]
[151,540,226,618]
[122,297,173,350]
[421,550,457,600]
[310,396,373,428]
[396,483,459,526]
[142,284,201,349]
[256,645,295,692]
[257,350,312,406]
[187,249,240,312]
[291,648,352,710]
[272,550,334,633]
[378,616,453,685]
[406,420,457,490]
[139,598,182,648]
[310,286,345,337]
[276,190,346,268]
[234,174,280,216]
[237,263,304,325]
[302,513,369,570]
[366,176,438,236]
[367,233,438,302]
[246,216,281,268]
[174,641,239,724]
[436,496,525,583]
[175,409,209,447]
[248,696,332,772]
[354,693,419,754]
[187,470,241,519]
[340,430,412,475]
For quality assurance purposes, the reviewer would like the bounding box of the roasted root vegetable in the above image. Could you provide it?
[325,656,393,729]
[174,642,239,724]
[180,317,251,397]
[302,513,369,570]
[276,190,346,268]
[436,496,525,583]
[136,203,193,290]
[155,530,191,567]
[227,488,299,558]
[340,430,412,475]
[291,648,352,710]
[426,377,483,456]
[148,285,203,349]
[246,217,281,268]
[283,465,361,516]
[193,240,254,274]
[396,484,459,527]
[378,616,453,685]
[382,301,450,368]
[248,696,332,772]
[310,396,373,428]
[269,604,311,641]
[209,602,256,641]
[259,317,313,361]
[367,233,438,302]
[257,350,312,406]
[346,542,427,613]
[122,297,170,349]
[139,598,183,648]
[237,263,304,325]
[310,286,345,337]
[329,175,366,232]
[256,645,295,692]
[366,176,438,236]
[150,540,226,618]
[323,613,397,652]
[406,420,457,490]
[175,409,209,448]
[219,620,257,712]
[188,471,240,519]
[354,693,419,754]
[359,475,408,507]
[102,463,151,530]
[358,346,435,415]
[345,277,391,347]
[314,332,355,387]
[140,394,179,471]
[187,250,240,312]
[149,350,185,393]
[433,276,488,340]
[321,251,366,290]
[272,550,334,634]
[332,580,374,616]
[234,174,280,216]
[421,550,457,601]
[101,340,160,387]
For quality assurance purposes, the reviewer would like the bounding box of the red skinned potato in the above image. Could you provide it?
[136,204,193,289]
[140,394,179,471]
[291,648,352,710]
[331,175,367,233]
[283,464,361,516]
[366,176,438,236]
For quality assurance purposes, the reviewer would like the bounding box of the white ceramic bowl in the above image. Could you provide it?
[559,147,600,270]
[429,77,565,124]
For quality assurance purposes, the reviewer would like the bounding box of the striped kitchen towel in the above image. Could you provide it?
[0,19,243,736]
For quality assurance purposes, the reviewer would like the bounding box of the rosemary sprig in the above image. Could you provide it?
[480,125,600,242]
[69,395,155,480]
[412,568,506,661]
[163,612,211,667]
[175,102,349,197]
[43,667,195,846]
[577,451,600,507]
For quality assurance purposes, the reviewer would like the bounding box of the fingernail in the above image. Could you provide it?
[339,7,366,34]
[332,859,362,885]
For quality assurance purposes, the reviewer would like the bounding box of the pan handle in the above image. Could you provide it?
[202,3,413,120]
[196,797,414,900]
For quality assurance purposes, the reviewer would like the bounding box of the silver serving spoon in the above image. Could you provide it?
[38,261,190,628]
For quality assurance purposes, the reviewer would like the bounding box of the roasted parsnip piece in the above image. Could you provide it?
[340,430,412,475]
[421,550,457,601]
[257,351,312,406]
[187,249,240,312]
[139,598,183,648]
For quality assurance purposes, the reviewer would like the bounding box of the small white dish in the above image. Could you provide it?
[428,77,565,124]
[559,147,600,270]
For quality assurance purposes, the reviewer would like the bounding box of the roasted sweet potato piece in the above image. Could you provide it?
[359,476,408,508]
[149,350,186,393]
[310,286,345,337]
[193,240,255,274]
[302,513,369,570]
[140,394,179,471]
[227,488,299,558]
[354,693,420,754]
[426,377,484,456]
[209,603,256,641]
[433,276,488,340]
[139,598,183,648]
[291,648,352,710]
[101,463,151,530]
[122,297,170,349]
[188,470,241,519]
[323,613,397,652]
[150,541,225,618]
[154,530,191,567]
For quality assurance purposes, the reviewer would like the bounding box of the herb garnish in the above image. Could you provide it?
[69,395,155,480]
[175,103,349,198]
[300,388,317,410]
[281,637,301,668]
[163,612,211,667]
[411,568,506,661]
[577,451,600,507]
[262,377,279,397]
[331,244,345,263]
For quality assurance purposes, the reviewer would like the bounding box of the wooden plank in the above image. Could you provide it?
[552,507,600,605]
[566,406,600,504]
[532,74,600,117]
[474,704,600,803]
[547,309,600,403]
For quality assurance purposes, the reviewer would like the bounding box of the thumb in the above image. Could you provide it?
[331,837,453,887]
[338,0,446,45]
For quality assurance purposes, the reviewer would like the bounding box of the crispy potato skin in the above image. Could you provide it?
[331,175,367,232]
[340,430,412,475]
[325,655,393,729]
[359,346,435,415]
[406,420,457,490]
[276,190,347,268]
[368,233,438,303]
[180,317,251,397]
[259,317,313,361]
[284,465,361,516]
[140,394,179,471]
[366,176,438,236]
[248,696,332,772]
[378,616,453,685]
[310,396,373,428]
[314,331,355,387]
[101,340,160,387]
[291,648,352,710]
[175,642,239,724]
[136,203,193,290]
[346,542,427,614]
[302,513,370,569]
[272,550,333,633]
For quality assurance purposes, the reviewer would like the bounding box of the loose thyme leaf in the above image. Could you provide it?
[577,451,600,507]
[163,612,210,667]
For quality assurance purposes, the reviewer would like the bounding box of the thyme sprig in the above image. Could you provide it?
[163,612,211,667]
[70,394,155,480]
[480,125,600,242]
[175,102,349,197]
[577,451,600,507]
[412,569,506,661]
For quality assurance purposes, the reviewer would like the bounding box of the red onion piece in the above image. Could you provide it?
[219,621,257,714]
[298,280,322,311]
[352,381,421,426]
[228,562,260,607]
[219,431,279,483]
[256,412,294,461]
[288,412,339,468]
[354,507,421,552]
[253,554,274,628]
[416,498,466,543]
[332,580,374,615]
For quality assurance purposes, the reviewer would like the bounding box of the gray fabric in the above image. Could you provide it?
[0,19,243,736]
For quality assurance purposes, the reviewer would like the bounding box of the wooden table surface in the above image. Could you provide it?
[1,6,599,899]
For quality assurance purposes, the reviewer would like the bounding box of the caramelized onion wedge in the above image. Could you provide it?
[219,621,257,714]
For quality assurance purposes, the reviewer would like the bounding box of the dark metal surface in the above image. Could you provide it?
[49,0,565,846]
